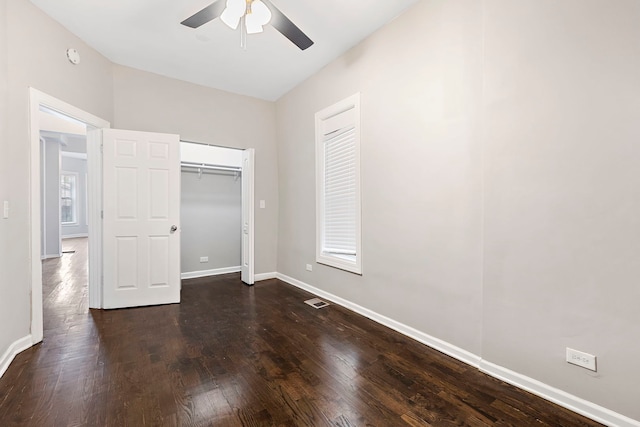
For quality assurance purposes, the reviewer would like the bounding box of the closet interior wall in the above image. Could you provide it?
[180,166,242,277]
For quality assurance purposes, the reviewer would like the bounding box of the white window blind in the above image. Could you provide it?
[316,93,361,274]
[323,126,356,256]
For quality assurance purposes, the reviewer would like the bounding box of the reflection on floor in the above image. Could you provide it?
[42,237,89,337]
[0,240,603,426]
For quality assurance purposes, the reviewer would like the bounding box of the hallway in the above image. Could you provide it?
[42,238,90,342]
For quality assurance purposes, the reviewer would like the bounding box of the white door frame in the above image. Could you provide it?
[28,88,110,344]
[241,148,255,285]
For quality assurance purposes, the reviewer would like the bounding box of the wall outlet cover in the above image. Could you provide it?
[566,348,597,371]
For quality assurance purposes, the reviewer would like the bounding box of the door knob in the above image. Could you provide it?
[170,225,177,233]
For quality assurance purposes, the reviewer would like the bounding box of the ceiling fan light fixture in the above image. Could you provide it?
[245,19,262,34]
[220,0,245,29]
[245,0,272,34]
[181,0,314,50]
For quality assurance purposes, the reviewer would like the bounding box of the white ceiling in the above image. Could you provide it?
[30,0,419,101]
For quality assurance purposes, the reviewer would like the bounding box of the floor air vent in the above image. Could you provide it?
[304,298,330,309]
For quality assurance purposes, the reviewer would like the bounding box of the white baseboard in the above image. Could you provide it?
[275,272,639,427]
[0,335,33,379]
[480,361,640,427]
[62,233,88,239]
[181,266,241,280]
[276,273,481,368]
[254,272,277,281]
[41,253,61,260]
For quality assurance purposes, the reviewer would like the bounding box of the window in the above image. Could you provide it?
[60,173,77,224]
[315,93,362,274]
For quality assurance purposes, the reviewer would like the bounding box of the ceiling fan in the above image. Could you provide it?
[181,0,314,50]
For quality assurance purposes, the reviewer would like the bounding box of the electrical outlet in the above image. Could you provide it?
[566,348,597,371]
[306,264,313,272]
[260,200,266,209]
[200,256,208,263]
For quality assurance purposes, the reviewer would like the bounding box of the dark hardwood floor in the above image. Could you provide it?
[0,238,603,426]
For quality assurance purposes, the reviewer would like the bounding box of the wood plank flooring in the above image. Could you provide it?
[0,238,603,426]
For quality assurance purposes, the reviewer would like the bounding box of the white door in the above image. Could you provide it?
[102,129,181,309]
[241,149,255,285]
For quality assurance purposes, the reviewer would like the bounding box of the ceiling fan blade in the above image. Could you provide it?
[262,0,314,50]
[181,0,227,28]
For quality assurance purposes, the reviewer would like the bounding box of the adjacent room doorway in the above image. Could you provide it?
[29,88,109,344]
[28,89,256,345]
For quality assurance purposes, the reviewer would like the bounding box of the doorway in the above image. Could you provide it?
[28,88,110,344]
[39,106,89,259]
[29,89,256,343]
[179,141,255,285]
[180,146,242,279]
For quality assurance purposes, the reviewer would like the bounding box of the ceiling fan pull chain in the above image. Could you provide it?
[240,15,247,50]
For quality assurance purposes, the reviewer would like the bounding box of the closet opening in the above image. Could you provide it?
[180,141,254,285]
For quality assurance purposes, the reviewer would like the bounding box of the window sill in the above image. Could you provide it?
[317,252,362,275]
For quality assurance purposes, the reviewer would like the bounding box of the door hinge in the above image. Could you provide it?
[101,210,103,219]
[100,143,103,153]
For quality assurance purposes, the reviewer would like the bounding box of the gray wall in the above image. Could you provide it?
[482,0,640,417]
[0,0,114,365]
[112,65,279,275]
[0,0,11,363]
[277,0,483,353]
[275,0,640,421]
[181,170,241,274]
[61,156,88,237]
[41,138,61,257]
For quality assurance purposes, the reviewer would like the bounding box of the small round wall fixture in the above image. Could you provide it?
[66,48,80,65]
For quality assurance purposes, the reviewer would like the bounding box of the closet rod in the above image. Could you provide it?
[180,162,241,172]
